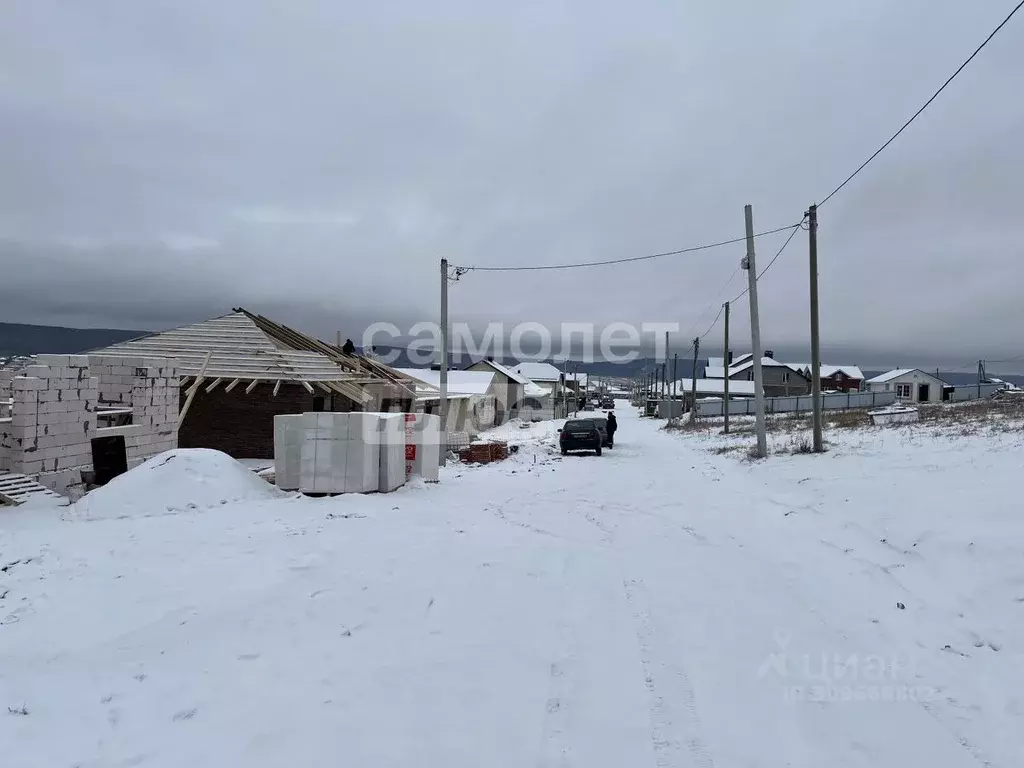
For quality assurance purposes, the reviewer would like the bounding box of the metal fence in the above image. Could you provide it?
[696,390,897,417]
[947,383,1004,402]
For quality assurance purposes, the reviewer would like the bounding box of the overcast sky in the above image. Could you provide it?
[2,0,1022,370]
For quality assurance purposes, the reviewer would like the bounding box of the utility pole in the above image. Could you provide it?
[743,204,768,457]
[672,353,678,401]
[439,258,449,467]
[807,204,823,452]
[690,337,700,420]
[723,301,730,434]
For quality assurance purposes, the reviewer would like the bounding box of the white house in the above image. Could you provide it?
[464,358,532,423]
[510,361,567,421]
[865,369,947,403]
[394,368,497,436]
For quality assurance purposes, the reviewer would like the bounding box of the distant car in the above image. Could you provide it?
[583,402,596,411]
[600,397,614,409]
[558,418,603,456]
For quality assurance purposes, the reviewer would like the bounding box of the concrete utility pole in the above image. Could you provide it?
[743,204,768,457]
[690,337,700,420]
[439,258,450,467]
[672,353,678,402]
[723,301,730,434]
[807,204,823,453]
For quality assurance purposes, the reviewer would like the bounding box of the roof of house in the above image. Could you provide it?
[706,357,793,378]
[395,368,495,396]
[93,309,416,402]
[671,378,758,396]
[469,358,532,385]
[511,361,563,382]
[787,363,865,380]
[866,368,947,385]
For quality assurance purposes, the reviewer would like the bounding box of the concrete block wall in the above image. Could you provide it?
[125,358,179,466]
[1,354,179,494]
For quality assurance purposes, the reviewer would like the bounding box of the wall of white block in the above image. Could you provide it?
[0,354,180,494]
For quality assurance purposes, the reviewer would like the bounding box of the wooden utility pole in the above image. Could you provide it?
[807,204,823,452]
[723,301,730,434]
[743,204,768,457]
[689,337,700,420]
[439,258,450,466]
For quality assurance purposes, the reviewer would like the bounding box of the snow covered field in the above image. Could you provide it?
[2,405,1023,767]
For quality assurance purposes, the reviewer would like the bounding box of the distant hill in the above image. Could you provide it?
[0,321,146,357]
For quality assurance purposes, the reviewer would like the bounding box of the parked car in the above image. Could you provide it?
[558,418,603,456]
[600,397,614,409]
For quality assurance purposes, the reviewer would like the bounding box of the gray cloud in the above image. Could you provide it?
[1,0,1022,371]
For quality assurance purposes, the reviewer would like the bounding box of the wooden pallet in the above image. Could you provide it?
[0,473,65,507]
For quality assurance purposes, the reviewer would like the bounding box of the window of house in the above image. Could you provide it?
[747,371,753,381]
[896,383,912,398]
[782,372,790,383]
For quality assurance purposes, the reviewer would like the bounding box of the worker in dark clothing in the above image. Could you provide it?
[606,411,617,447]
[341,338,355,355]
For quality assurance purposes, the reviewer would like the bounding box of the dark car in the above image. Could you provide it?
[600,397,614,409]
[558,418,603,456]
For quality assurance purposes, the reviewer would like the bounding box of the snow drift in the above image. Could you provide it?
[71,448,282,519]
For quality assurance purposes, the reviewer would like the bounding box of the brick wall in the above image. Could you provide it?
[178,383,358,459]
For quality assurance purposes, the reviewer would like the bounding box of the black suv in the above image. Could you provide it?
[558,418,603,456]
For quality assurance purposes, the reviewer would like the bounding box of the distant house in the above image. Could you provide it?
[510,361,567,421]
[787,364,865,393]
[464,358,532,423]
[865,369,948,403]
[669,377,758,410]
[704,354,810,398]
[395,368,497,436]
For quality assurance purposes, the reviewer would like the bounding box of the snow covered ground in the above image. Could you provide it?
[2,405,1023,767]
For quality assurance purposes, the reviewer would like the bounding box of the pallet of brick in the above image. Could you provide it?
[490,440,509,461]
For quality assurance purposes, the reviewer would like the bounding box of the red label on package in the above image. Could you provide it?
[405,445,417,460]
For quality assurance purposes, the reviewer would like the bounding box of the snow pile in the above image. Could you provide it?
[71,448,283,520]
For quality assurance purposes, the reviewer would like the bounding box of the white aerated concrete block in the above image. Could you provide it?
[404,412,441,482]
[377,413,406,492]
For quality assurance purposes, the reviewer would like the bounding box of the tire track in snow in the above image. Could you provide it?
[536,553,577,768]
[622,578,716,768]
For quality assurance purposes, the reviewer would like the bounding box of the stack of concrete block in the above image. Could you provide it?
[404,412,441,482]
[300,413,381,494]
[273,414,303,491]
[377,413,406,492]
[275,412,408,494]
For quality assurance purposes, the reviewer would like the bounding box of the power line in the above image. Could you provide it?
[698,303,726,339]
[820,0,1024,207]
[455,224,801,272]
[730,223,803,304]
[680,265,741,341]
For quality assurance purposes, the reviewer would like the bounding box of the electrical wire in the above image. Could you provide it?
[820,0,1024,207]
[453,224,801,272]
[729,223,804,304]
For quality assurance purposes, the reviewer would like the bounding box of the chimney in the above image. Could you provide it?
[764,350,774,359]
[486,356,493,362]
[727,351,733,364]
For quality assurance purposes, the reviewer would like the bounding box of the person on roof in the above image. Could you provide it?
[605,411,617,447]
[341,338,355,355]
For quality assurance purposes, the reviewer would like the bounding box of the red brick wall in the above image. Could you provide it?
[178,383,358,459]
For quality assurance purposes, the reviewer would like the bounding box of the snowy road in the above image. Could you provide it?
[2,406,1022,767]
